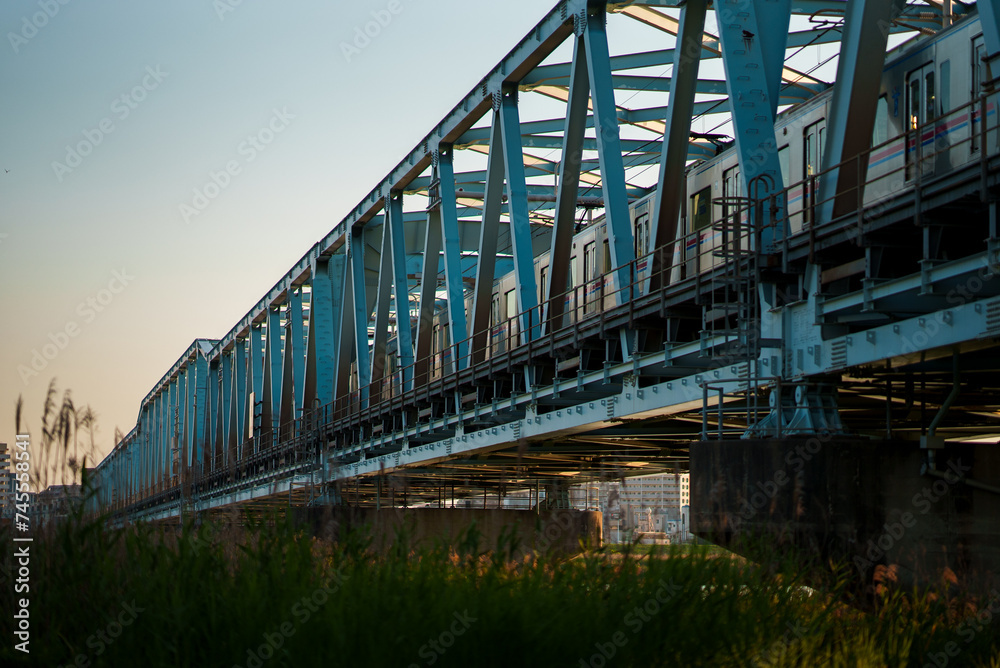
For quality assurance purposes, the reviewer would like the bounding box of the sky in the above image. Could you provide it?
[0,0,553,472]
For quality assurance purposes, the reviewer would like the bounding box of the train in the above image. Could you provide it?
[390,8,998,389]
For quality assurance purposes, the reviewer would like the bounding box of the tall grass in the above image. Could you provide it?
[2,497,999,668]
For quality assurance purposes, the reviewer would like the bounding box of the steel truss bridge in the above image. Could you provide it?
[90,1,1000,528]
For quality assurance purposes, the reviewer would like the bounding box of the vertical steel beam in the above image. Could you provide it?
[232,340,247,454]
[220,352,232,463]
[261,306,283,438]
[193,353,209,472]
[140,406,149,492]
[279,316,297,434]
[387,192,416,389]
[249,324,264,442]
[370,216,394,399]
[349,228,372,407]
[208,360,219,471]
[290,288,306,419]
[548,29,590,331]
[165,381,175,483]
[818,0,905,223]
[184,363,196,469]
[651,2,707,266]
[716,0,789,249]
[416,179,443,384]
[176,369,187,475]
[438,145,470,368]
[304,255,344,411]
[498,88,540,342]
[470,109,506,364]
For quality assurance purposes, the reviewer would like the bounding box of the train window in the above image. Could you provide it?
[906,63,935,178]
[504,289,516,320]
[777,146,790,187]
[633,213,649,258]
[925,70,936,120]
[908,76,920,130]
[722,165,740,203]
[491,295,500,327]
[539,266,548,304]
[803,121,825,225]
[690,186,712,231]
[939,60,951,114]
[973,37,987,151]
[569,256,577,287]
[873,96,888,146]
[584,241,597,281]
[603,239,611,271]
[803,120,826,177]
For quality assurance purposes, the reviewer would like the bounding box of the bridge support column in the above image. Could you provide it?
[692,437,1000,592]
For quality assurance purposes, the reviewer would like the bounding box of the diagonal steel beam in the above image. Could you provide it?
[470,109,506,365]
[584,2,638,358]
[548,29,590,332]
[387,191,416,391]
[438,145,470,369]
[651,0,706,276]
[415,170,443,386]
[499,87,541,345]
[818,0,906,223]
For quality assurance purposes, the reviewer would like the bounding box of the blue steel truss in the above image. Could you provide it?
[87,1,1000,520]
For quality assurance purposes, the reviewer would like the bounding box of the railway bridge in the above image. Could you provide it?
[90,0,1000,586]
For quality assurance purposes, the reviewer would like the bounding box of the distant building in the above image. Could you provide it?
[574,473,691,544]
[0,443,13,519]
[30,485,83,524]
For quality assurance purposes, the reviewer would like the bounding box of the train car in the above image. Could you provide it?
[392,9,997,393]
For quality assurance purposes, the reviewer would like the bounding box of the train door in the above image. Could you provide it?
[906,63,935,180]
[803,120,825,224]
[489,294,501,356]
[538,265,548,311]
[972,36,987,153]
[583,241,598,315]
[504,288,517,345]
[634,210,650,260]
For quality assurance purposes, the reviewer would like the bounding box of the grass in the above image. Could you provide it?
[2,497,1000,668]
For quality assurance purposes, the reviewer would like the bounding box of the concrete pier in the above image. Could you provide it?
[691,438,1000,591]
